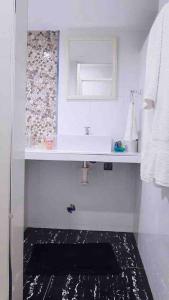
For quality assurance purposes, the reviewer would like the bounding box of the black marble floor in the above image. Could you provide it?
[24,228,153,300]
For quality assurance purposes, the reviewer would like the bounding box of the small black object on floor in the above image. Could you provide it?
[26,243,121,276]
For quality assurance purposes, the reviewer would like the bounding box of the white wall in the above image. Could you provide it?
[0,1,26,299]
[28,0,158,31]
[25,161,139,232]
[11,1,27,299]
[138,184,169,300]
[57,29,146,139]
[159,0,169,9]
[0,1,13,298]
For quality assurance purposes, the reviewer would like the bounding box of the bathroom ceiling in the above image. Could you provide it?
[28,0,159,31]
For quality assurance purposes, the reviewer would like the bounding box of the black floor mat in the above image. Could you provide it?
[26,243,121,276]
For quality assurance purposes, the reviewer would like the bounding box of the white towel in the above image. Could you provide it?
[141,3,169,187]
[124,100,138,142]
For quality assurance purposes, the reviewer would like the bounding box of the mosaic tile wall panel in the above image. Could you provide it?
[26,31,59,146]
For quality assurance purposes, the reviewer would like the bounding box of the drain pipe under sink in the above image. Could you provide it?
[81,161,90,185]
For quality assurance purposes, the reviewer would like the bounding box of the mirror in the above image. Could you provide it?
[67,38,117,100]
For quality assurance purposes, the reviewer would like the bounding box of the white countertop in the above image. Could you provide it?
[25,148,141,164]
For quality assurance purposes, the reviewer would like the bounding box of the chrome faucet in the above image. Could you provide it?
[84,126,91,135]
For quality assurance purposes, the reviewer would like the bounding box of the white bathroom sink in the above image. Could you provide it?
[57,135,112,154]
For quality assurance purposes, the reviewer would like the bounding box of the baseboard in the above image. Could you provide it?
[27,211,134,232]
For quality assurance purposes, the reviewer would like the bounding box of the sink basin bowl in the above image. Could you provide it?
[57,135,112,154]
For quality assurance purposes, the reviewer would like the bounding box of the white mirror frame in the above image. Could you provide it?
[66,37,118,101]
